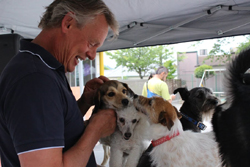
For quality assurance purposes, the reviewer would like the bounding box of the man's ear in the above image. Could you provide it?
[158,111,174,130]
[61,12,75,33]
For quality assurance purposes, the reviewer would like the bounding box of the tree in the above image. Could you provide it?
[163,60,176,79]
[205,38,233,64]
[201,35,250,64]
[194,64,214,86]
[105,45,174,79]
[153,45,174,66]
[237,36,250,53]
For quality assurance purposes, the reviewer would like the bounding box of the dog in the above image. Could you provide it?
[92,80,135,166]
[174,87,219,132]
[109,103,149,167]
[92,80,149,167]
[137,87,219,167]
[212,48,250,167]
[134,95,222,167]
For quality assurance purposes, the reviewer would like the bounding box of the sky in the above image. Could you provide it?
[103,35,249,69]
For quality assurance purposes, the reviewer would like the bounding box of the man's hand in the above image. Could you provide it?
[87,109,117,138]
[77,76,109,115]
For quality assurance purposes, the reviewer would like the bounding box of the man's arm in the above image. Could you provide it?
[19,109,116,167]
[161,82,171,102]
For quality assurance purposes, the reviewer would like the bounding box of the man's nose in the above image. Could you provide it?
[87,50,97,60]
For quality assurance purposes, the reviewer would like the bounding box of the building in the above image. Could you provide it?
[177,49,229,94]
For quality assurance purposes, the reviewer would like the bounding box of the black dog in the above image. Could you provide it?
[174,87,219,132]
[212,48,250,167]
[137,87,219,167]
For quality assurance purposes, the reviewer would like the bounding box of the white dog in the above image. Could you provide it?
[109,104,150,167]
[134,95,222,167]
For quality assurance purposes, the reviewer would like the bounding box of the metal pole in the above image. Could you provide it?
[78,61,84,95]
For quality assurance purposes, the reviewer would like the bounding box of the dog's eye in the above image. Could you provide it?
[119,118,125,123]
[108,92,115,97]
[196,93,202,98]
[122,89,126,94]
[148,99,152,106]
[132,119,137,124]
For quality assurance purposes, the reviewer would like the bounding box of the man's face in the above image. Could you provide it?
[61,14,109,72]
[160,72,168,81]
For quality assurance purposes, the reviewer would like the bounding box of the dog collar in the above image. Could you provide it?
[180,113,207,130]
[151,131,180,147]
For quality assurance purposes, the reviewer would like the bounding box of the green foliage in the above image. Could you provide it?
[177,52,187,62]
[236,36,250,53]
[163,60,176,79]
[203,35,250,64]
[105,45,174,79]
[194,64,214,79]
[153,45,174,66]
[205,38,232,64]
[104,65,111,70]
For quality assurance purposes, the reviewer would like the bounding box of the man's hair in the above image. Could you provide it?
[38,0,119,37]
[156,66,168,74]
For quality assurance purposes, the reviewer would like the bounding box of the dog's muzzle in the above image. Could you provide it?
[124,132,131,140]
[122,99,129,106]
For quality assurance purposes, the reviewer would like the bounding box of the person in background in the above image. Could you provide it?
[0,0,119,167]
[147,70,156,80]
[142,66,175,103]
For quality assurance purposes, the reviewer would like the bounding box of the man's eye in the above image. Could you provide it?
[89,43,95,48]
[108,92,115,97]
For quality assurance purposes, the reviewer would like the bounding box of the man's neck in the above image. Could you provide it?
[153,74,162,80]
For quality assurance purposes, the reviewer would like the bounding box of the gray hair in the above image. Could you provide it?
[156,66,168,74]
[38,0,119,37]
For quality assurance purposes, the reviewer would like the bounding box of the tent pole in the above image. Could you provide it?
[99,52,104,76]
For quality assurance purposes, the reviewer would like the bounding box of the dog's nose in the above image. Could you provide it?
[124,133,131,140]
[211,99,219,105]
[134,94,138,98]
[122,99,129,106]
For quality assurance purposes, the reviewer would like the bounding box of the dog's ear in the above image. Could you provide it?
[173,87,190,101]
[92,90,101,114]
[173,106,182,119]
[121,82,135,97]
[159,111,174,130]
[121,82,129,89]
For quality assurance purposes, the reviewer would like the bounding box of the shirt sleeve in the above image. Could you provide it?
[4,73,65,154]
[160,82,171,100]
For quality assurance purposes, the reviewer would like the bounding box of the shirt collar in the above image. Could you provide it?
[19,39,63,71]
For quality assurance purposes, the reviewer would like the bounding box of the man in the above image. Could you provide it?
[0,0,119,166]
[142,66,175,103]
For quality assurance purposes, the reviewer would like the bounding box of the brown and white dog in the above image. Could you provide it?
[92,80,149,167]
[134,95,222,167]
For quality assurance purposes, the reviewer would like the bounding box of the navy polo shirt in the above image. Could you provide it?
[0,39,96,167]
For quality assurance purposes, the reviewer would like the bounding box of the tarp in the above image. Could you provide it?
[0,0,250,52]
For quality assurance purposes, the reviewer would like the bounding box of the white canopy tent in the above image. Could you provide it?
[0,0,250,51]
